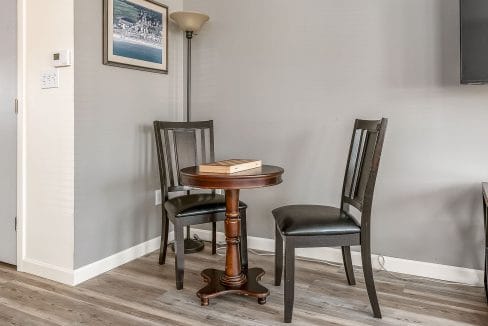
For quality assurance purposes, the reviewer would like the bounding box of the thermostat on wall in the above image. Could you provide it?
[52,50,71,67]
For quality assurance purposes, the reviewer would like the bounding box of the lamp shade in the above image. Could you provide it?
[170,11,209,32]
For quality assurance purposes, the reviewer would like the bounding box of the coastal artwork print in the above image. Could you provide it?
[104,0,168,73]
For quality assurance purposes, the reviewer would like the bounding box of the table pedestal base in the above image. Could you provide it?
[197,268,269,306]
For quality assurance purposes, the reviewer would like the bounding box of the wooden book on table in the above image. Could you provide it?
[199,159,262,174]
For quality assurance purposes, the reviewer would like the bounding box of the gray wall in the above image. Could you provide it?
[74,0,183,268]
[0,0,17,265]
[184,0,488,269]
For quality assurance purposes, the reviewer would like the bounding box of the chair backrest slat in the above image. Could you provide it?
[173,129,197,186]
[154,120,214,198]
[348,129,365,199]
[209,126,215,162]
[355,131,377,201]
[341,119,387,218]
[200,128,206,164]
[163,128,175,188]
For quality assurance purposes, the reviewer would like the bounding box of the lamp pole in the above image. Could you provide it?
[170,11,210,254]
[184,30,199,250]
[186,31,193,122]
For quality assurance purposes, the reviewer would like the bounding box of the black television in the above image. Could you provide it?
[460,0,488,84]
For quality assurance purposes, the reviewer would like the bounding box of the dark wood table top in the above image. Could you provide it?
[180,165,284,190]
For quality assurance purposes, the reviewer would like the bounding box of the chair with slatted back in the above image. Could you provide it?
[272,118,387,323]
[153,120,248,290]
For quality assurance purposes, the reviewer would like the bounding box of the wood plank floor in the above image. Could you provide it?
[0,245,487,325]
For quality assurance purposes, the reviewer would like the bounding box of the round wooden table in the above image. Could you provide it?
[180,165,284,306]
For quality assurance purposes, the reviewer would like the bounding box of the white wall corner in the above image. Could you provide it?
[19,0,76,283]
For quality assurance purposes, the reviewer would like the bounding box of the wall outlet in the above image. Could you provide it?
[40,69,59,89]
[155,189,162,206]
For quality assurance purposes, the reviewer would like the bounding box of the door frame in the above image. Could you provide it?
[16,0,25,270]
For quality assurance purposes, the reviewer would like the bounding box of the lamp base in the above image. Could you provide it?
[171,237,205,254]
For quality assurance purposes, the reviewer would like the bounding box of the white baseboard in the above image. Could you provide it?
[73,234,174,285]
[190,228,484,286]
[21,229,482,287]
[21,258,75,285]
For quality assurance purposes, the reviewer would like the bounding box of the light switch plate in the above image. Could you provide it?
[40,69,59,89]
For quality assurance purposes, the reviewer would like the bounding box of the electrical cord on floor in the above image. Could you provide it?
[234,242,482,288]
[375,255,482,287]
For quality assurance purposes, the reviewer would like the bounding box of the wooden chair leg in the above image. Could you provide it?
[240,209,248,271]
[341,246,356,285]
[174,221,185,290]
[159,212,169,265]
[361,243,381,318]
[212,221,217,255]
[274,225,283,286]
[284,239,295,323]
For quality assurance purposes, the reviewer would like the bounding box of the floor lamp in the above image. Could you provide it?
[170,11,210,253]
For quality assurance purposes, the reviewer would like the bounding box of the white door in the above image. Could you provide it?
[0,0,17,265]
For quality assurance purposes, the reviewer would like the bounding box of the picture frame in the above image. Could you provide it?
[103,0,168,74]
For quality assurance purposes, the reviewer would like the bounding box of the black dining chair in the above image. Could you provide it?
[153,120,248,290]
[272,118,387,323]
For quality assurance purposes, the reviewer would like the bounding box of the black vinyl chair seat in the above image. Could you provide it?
[165,193,247,218]
[273,205,360,236]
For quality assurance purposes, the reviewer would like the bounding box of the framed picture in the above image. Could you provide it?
[103,0,168,74]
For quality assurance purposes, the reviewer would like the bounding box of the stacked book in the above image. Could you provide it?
[199,159,262,174]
